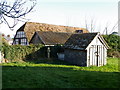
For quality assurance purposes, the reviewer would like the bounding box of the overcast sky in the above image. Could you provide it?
[0,0,119,37]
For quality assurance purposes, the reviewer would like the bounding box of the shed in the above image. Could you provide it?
[64,33,109,67]
[30,31,72,45]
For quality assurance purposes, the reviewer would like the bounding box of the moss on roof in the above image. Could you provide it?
[64,33,98,50]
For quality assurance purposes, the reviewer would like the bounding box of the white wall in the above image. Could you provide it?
[86,36,107,67]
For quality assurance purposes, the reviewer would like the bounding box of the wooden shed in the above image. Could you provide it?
[64,33,109,67]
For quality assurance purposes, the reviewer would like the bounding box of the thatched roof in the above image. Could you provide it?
[30,31,72,45]
[17,22,89,42]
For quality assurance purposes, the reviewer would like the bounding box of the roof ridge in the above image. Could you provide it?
[36,31,73,34]
[26,21,88,29]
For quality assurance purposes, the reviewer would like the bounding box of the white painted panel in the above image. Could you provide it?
[87,36,104,50]
[92,46,94,66]
[15,39,18,41]
[93,46,95,66]
[86,35,108,66]
[87,48,89,67]
[104,48,107,65]
[90,47,92,66]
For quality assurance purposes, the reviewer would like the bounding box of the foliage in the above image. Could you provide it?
[2,38,9,45]
[2,44,44,61]
[1,58,119,88]
[103,34,120,50]
[2,44,63,61]
[103,34,120,57]
[0,37,8,51]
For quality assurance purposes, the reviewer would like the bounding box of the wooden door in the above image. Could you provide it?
[89,45,103,66]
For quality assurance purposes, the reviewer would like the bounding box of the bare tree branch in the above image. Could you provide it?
[84,16,96,33]
[0,0,36,29]
[85,18,88,30]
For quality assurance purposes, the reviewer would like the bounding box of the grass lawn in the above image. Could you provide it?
[1,58,120,88]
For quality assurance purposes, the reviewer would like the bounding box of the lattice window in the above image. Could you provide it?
[21,39,27,45]
[16,31,26,38]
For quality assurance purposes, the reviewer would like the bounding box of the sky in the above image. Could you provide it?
[0,0,119,37]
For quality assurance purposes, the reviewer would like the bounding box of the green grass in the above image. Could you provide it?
[1,58,120,88]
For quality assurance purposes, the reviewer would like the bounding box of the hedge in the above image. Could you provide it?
[2,44,43,61]
[2,44,63,61]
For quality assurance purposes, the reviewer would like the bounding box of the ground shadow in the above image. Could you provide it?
[2,65,120,88]
[24,46,66,64]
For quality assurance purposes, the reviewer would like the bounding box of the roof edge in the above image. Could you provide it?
[85,33,99,50]
[36,32,46,45]
[86,33,110,50]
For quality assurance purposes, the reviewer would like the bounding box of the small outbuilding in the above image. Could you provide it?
[30,31,72,46]
[64,33,109,67]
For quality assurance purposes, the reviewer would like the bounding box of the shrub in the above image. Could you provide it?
[2,44,44,61]
[103,35,120,58]
[2,44,63,62]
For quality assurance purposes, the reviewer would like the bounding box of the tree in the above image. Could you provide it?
[103,34,120,58]
[0,0,36,29]
[84,16,96,33]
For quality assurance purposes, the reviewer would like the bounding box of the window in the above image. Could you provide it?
[14,31,29,45]
[75,30,83,33]
[16,31,26,38]
[21,39,27,45]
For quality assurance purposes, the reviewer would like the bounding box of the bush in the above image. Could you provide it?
[103,35,120,50]
[103,34,120,58]
[2,44,44,61]
[2,44,63,62]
